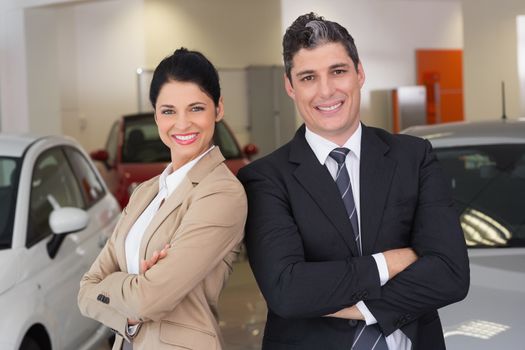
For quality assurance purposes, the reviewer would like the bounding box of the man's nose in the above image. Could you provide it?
[318,76,335,98]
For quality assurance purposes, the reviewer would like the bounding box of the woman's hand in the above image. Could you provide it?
[140,244,170,273]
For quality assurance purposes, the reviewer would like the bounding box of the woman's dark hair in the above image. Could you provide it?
[149,48,220,108]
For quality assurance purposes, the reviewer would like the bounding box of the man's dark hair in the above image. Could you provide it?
[149,47,220,108]
[282,13,360,81]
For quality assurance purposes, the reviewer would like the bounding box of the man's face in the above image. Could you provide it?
[285,42,365,146]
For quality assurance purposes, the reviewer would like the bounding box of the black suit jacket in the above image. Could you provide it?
[238,124,469,350]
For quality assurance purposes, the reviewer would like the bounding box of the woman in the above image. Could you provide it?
[78,48,247,350]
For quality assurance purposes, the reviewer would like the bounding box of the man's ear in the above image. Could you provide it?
[284,73,295,100]
[357,62,365,88]
[215,96,225,122]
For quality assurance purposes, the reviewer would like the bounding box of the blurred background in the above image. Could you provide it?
[1,0,525,349]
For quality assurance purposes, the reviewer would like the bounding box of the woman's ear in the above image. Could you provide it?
[215,96,225,122]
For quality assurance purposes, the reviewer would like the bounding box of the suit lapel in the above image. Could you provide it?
[359,125,396,255]
[138,147,225,260]
[290,126,359,256]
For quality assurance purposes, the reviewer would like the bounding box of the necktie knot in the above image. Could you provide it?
[329,148,350,165]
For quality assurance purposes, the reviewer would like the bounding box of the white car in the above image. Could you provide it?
[0,134,121,350]
[403,119,525,349]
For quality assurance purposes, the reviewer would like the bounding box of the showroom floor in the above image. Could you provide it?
[97,258,266,350]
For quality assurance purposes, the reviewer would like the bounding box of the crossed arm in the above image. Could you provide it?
[77,184,247,338]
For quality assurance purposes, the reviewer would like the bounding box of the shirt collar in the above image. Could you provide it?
[158,145,215,196]
[304,123,362,165]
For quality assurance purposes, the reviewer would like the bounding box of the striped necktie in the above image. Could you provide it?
[329,148,388,350]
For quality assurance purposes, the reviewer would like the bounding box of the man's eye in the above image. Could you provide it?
[301,75,314,82]
[333,69,346,75]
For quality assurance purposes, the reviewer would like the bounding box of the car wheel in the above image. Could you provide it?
[20,337,42,350]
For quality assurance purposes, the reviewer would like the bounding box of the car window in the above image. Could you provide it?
[214,120,242,159]
[123,116,170,163]
[64,147,105,207]
[27,147,84,247]
[106,121,120,166]
[0,157,19,250]
[435,144,525,248]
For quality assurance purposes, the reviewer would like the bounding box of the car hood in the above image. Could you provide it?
[440,249,525,349]
[0,248,21,295]
[120,162,167,183]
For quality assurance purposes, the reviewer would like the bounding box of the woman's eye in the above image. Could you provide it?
[161,109,175,115]
[191,106,204,112]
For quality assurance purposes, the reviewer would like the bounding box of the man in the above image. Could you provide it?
[238,12,469,350]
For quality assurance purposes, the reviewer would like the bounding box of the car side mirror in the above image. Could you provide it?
[90,149,112,170]
[243,144,259,159]
[90,149,109,162]
[47,207,89,259]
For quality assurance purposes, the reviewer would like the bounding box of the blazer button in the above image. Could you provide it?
[348,319,358,327]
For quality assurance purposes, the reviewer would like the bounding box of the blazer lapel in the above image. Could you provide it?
[115,179,159,272]
[138,147,225,260]
[359,125,396,255]
[290,126,359,256]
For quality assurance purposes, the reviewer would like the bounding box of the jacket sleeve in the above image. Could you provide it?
[366,140,470,336]
[78,207,130,341]
[78,178,247,323]
[238,165,382,319]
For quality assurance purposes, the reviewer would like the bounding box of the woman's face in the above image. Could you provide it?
[155,80,223,169]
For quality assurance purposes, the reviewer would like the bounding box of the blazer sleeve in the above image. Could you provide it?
[238,165,382,319]
[77,178,247,323]
[78,207,131,341]
[366,140,470,336]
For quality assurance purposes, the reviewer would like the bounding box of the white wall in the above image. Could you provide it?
[59,0,145,151]
[0,1,29,133]
[281,0,463,129]
[518,16,525,115]
[462,0,525,120]
[25,6,62,135]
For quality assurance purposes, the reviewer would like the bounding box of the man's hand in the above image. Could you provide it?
[325,305,364,320]
[140,244,170,273]
[383,247,418,280]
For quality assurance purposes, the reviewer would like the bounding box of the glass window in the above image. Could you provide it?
[123,115,170,163]
[214,120,241,159]
[435,144,525,248]
[0,157,20,250]
[64,147,105,207]
[27,148,84,247]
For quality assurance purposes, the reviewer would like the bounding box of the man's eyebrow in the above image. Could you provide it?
[330,63,351,70]
[295,69,315,78]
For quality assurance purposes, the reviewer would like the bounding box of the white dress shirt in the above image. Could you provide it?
[304,125,411,350]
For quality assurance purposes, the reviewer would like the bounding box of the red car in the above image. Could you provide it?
[90,113,258,208]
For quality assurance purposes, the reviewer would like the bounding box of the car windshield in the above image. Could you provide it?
[122,116,241,163]
[435,144,525,248]
[0,157,20,250]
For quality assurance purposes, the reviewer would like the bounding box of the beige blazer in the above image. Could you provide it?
[78,148,247,350]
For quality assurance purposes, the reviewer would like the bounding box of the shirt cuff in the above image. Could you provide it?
[356,301,378,325]
[126,323,141,338]
[372,253,389,286]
